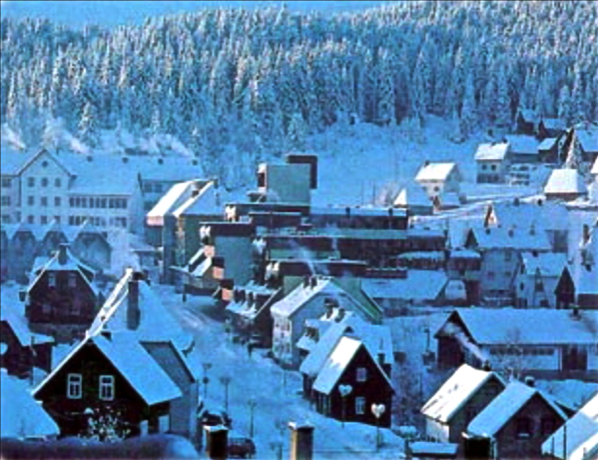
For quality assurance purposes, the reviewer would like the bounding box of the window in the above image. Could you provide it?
[1,178,11,188]
[99,375,115,401]
[67,374,82,399]
[27,215,34,224]
[41,215,48,224]
[505,251,512,262]
[356,367,367,382]
[48,273,56,288]
[487,271,495,280]
[41,197,48,206]
[41,178,49,187]
[1,196,10,206]
[515,417,532,439]
[55,216,61,223]
[355,397,366,415]
[55,197,61,207]
[55,178,61,188]
[491,164,497,171]
[158,415,169,433]
[27,196,35,206]
[68,273,77,288]
[535,281,544,292]
[481,164,487,171]
[1,215,10,223]
[28,177,35,187]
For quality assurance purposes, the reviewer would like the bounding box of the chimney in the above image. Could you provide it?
[303,275,310,288]
[345,207,351,218]
[204,425,228,460]
[529,223,536,236]
[58,243,69,265]
[127,272,143,330]
[100,330,112,341]
[508,227,514,238]
[581,224,590,246]
[337,307,346,322]
[309,276,318,289]
[288,421,314,460]
[524,376,535,387]
[482,360,492,372]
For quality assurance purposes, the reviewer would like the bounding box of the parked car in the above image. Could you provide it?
[228,433,256,459]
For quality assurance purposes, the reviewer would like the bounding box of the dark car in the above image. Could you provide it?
[227,434,256,459]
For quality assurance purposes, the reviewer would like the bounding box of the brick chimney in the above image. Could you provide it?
[288,421,314,460]
[127,272,143,330]
[58,243,69,265]
[205,425,228,460]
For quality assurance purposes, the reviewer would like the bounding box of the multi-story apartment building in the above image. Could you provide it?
[0,147,202,234]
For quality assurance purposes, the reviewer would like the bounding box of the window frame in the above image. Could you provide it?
[99,375,115,401]
[356,367,368,382]
[355,396,366,415]
[67,373,83,399]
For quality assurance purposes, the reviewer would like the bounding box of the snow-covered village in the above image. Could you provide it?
[0,1,597,459]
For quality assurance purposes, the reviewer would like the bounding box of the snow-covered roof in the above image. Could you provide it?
[415,163,459,182]
[538,137,558,151]
[147,180,201,222]
[576,127,598,153]
[393,184,432,208]
[487,200,569,232]
[545,169,588,196]
[475,143,509,161]
[505,135,539,155]
[270,276,379,321]
[518,108,538,123]
[172,181,222,218]
[591,157,598,176]
[440,308,598,346]
[90,269,193,352]
[541,118,566,131]
[542,392,598,460]
[576,265,598,296]
[467,226,551,251]
[362,271,448,302]
[0,301,54,346]
[0,149,30,175]
[520,252,567,277]
[410,442,459,456]
[300,315,393,378]
[467,380,566,438]
[310,206,405,217]
[449,248,481,259]
[312,336,393,395]
[34,332,181,406]
[1,370,59,438]
[421,364,503,423]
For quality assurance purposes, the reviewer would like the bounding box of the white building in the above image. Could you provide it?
[0,148,203,233]
[474,142,509,184]
[415,162,462,199]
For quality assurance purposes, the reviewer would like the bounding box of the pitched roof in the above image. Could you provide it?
[467,226,551,251]
[393,184,432,208]
[505,135,539,155]
[541,118,566,131]
[487,200,569,232]
[576,126,598,153]
[89,269,193,352]
[520,252,567,277]
[147,180,202,222]
[312,336,393,395]
[468,380,566,437]
[0,301,54,346]
[544,169,588,195]
[517,108,538,123]
[542,392,598,460]
[591,157,598,175]
[415,163,459,182]
[362,271,448,303]
[475,143,509,161]
[270,276,378,321]
[538,137,558,151]
[1,370,60,438]
[172,181,222,218]
[421,364,504,423]
[439,308,598,346]
[33,332,181,406]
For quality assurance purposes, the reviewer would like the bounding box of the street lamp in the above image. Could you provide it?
[338,385,353,429]
[248,397,257,438]
[202,362,212,400]
[371,403,386,452]
[219,375,232,412]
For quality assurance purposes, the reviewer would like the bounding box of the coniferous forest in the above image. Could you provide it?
[1,0,597,177]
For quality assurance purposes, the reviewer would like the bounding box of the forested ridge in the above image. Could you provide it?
[1,0,596,176]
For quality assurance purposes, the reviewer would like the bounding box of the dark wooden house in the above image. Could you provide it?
[311,336,394,428]
[464,380,566,460]
[25,243,100,340]
[33,331,181,438]
[537,118,566,140]
[421,364,505,447]
[1,302,53,378]
[515,109,538,135]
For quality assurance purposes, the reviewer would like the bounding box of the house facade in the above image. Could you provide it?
[513,252,567,308]
[421,364,505,448]
[474,142,510,184]
[311,336,394,428]
[33,332,181,438]
[415,162,462,199]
